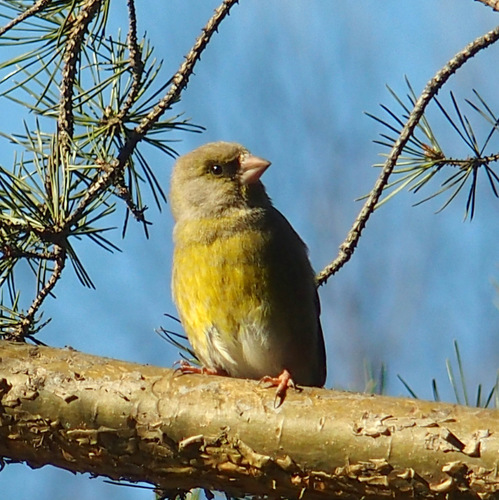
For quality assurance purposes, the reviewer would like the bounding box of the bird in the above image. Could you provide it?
[169,141,326,403]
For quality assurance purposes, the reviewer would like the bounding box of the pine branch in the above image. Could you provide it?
[316,23,499,286]
[362,85,499,220]
[0,0,52,37]
[8,246,65,340]
[63,0,239,230]
[115,0,239,167]
[58,0,104,156]
[117,0,144,122]
[0,0,237,339]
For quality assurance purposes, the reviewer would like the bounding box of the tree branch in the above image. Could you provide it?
[58,0,103,156]
[0,341,498,499]
[9,246,66,340]
[475,0,499,12]
[316,23,499,286]
[0,0,52,37]
[116,0,144,122]
[115,0,240,167]
[65,0,239,236]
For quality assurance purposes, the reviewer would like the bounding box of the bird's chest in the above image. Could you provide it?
[172,222,282,375]
[173,225,272,310]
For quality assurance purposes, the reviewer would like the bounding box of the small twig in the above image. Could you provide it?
[63,160,115,231]
[441,152,499,169]
[115,0,144,121]
[475,0,499,12]
[0,219,35,233]
[0,219,73,245]
[112,168,151,230]
[1,244,57,261]
[58,0,103,156]
[64,159,148,233]
[316,23,499,286]
[0,0,52,37]
[115,0,239,167]
[9,245,66,341]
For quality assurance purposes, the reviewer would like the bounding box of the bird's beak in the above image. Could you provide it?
[239,154,271,185]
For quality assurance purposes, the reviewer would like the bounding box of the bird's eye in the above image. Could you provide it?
[210,164,224,176]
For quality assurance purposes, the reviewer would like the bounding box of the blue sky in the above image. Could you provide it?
[2,2,499,499]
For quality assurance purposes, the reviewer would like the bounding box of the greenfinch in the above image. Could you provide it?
[170,142,326,398]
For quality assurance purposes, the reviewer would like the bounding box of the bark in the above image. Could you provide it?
[0,340,498,499]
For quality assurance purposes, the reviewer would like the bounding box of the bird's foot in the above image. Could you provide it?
[259,369,300,407]
[175,360,227,376]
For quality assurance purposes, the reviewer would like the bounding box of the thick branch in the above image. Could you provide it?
[0,341,498,499]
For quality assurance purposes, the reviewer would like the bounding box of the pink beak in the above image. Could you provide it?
[240,154,271,184]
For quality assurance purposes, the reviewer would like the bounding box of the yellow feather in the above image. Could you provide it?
[172,216,271,365]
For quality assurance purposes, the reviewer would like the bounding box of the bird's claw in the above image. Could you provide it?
[259,369,300,408]
[174,360,227,376]
[174,360,202,375]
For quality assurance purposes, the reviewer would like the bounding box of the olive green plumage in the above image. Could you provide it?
[170,142,326,387]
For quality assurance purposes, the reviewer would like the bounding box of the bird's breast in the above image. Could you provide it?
[172,214,275,359]
[172,215,273,308]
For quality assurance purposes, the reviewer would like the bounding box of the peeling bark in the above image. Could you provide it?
[0,340,498,499]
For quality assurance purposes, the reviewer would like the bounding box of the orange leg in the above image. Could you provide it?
[260,369,299,407]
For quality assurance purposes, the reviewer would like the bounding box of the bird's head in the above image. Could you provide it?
[170,142,272,222]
